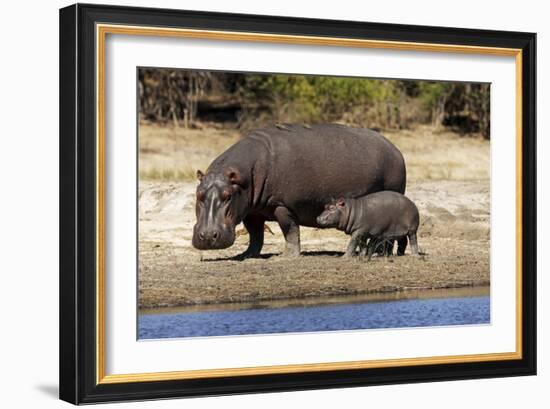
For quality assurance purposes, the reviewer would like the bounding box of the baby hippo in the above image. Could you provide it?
[316,191,420,258]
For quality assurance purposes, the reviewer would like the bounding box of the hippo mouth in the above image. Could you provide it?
[316,215,327,226]
[316,214,337,228]
[192,223,236,250]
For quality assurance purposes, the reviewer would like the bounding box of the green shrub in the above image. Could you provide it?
[138,69,490,138]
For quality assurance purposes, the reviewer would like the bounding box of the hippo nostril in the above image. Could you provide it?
[212,231,219,241]
[199,232,205,241]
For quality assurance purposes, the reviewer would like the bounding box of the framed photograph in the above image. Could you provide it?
[59,3,536,404]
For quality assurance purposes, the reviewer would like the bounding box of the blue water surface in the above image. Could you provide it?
[138,295,490,339]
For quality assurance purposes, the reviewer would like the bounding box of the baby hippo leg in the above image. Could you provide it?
[366,238,379,260]
[344,231,363,257]
[357,236,369,257]
[408,231,419,255]
[384,240,395,256]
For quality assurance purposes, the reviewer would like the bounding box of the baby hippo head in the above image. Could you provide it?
[317,198,347,228]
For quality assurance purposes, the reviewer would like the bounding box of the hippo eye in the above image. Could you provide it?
[196,190,206,202]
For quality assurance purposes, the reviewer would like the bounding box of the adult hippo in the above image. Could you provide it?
[192,123,406,258]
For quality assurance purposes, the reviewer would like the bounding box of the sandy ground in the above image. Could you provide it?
[138,123,490,309]
[138,179,490,308]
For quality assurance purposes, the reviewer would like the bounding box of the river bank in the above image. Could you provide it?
[138,179,490,309]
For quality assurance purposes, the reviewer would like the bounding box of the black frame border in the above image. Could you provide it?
[59,3,536,404]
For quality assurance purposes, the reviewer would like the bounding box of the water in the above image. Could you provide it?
[138,288,490,340]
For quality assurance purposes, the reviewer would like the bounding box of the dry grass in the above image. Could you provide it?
[383,126,490,181]
[139,122,489,182]
[139,124,240,182]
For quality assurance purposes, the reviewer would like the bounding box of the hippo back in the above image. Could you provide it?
[227,124,406,226]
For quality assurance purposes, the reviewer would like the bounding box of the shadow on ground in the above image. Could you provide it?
[202,250,345,262]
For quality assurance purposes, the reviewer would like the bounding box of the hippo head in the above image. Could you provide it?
[192,167,249,250]
[316,198,347,228]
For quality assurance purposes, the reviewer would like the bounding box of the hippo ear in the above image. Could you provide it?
[336,197,346,207]
[196,170,204,182]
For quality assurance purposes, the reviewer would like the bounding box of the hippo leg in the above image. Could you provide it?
[366,238,378,260]
[374,239,391,256]
[357,236,369,257]
[236,214,265,259]
[344,231,362,257]
[409,232,419,255]
[274,206,301,257]
[384,240,395,256]
[397,237,408,256]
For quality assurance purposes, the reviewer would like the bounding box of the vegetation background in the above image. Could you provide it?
[138,69,490,138]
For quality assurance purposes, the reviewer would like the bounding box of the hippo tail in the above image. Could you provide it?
[399,166,407,194]
[386,149,407,194]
